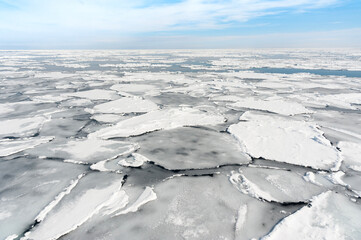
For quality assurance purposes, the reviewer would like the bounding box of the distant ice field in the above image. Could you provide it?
[0,49,360,240]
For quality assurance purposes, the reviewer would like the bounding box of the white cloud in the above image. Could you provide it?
[0,0,340,33]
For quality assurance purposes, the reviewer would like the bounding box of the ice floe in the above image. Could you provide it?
[262,191,361,240]
[1,49,361,239]
[228,112,341,170]
[110,84,157,93]
[28,138,139,164]
[132,127,250,170]
[0,158,86,239]
[118,153,150,168]
[63,174,299,240]
[90,114,127,123]
[230,167,325,203]
[0,116,49,138]
[65,89,120,101]
[24,176,125,240]
[114,187,157,216]
[338,141,361,171]
[0,136,53,157]
[86,97,159,114]
[228,97,313,115]
[90,108,226,139]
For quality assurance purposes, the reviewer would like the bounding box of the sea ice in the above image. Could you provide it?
[0,116,48,138]
[86,97,159,114]
[118,153,150,167]
[228,112,341,170]
[0,136,53,157]
[0,158,86,239]
[28,138,139,164]
[89,108,225,139]
[230,167,325,203]
[262,191,361,240]
[65,89,120,100]
[110,84,157,93]
[63,174,298,240]
[24,174,126,240]
[90,114,127,123]
[228,97,313,115]
[132,127,250,170]
[338,141,361,171]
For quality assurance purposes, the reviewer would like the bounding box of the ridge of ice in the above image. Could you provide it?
[34,173,85,222]
[115,187,157,216]
[24,180,125,240]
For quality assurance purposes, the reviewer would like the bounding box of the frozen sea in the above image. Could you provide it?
[0,49,361,240]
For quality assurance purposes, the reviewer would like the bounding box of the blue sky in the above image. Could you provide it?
[0,0,360,49]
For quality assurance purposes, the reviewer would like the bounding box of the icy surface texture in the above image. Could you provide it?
[0,49,360,239]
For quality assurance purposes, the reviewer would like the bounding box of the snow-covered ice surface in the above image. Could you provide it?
[228,111,341,170]
[1,49,361,239]
[89,107,226,139]
[262,191,361,240]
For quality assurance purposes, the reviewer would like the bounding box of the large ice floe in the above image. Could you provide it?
[230,167,325,203]
[0,137,53,157]
[59,174,302,240]
[86,97,159,114]
[228,97,313,116]
[26,138,139,164]
[132,127,250,169]
[228,111,341,170]
[262,191,361,240]
[89,107,225,139]
[1,49,361,240]
[0,116,49,138]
